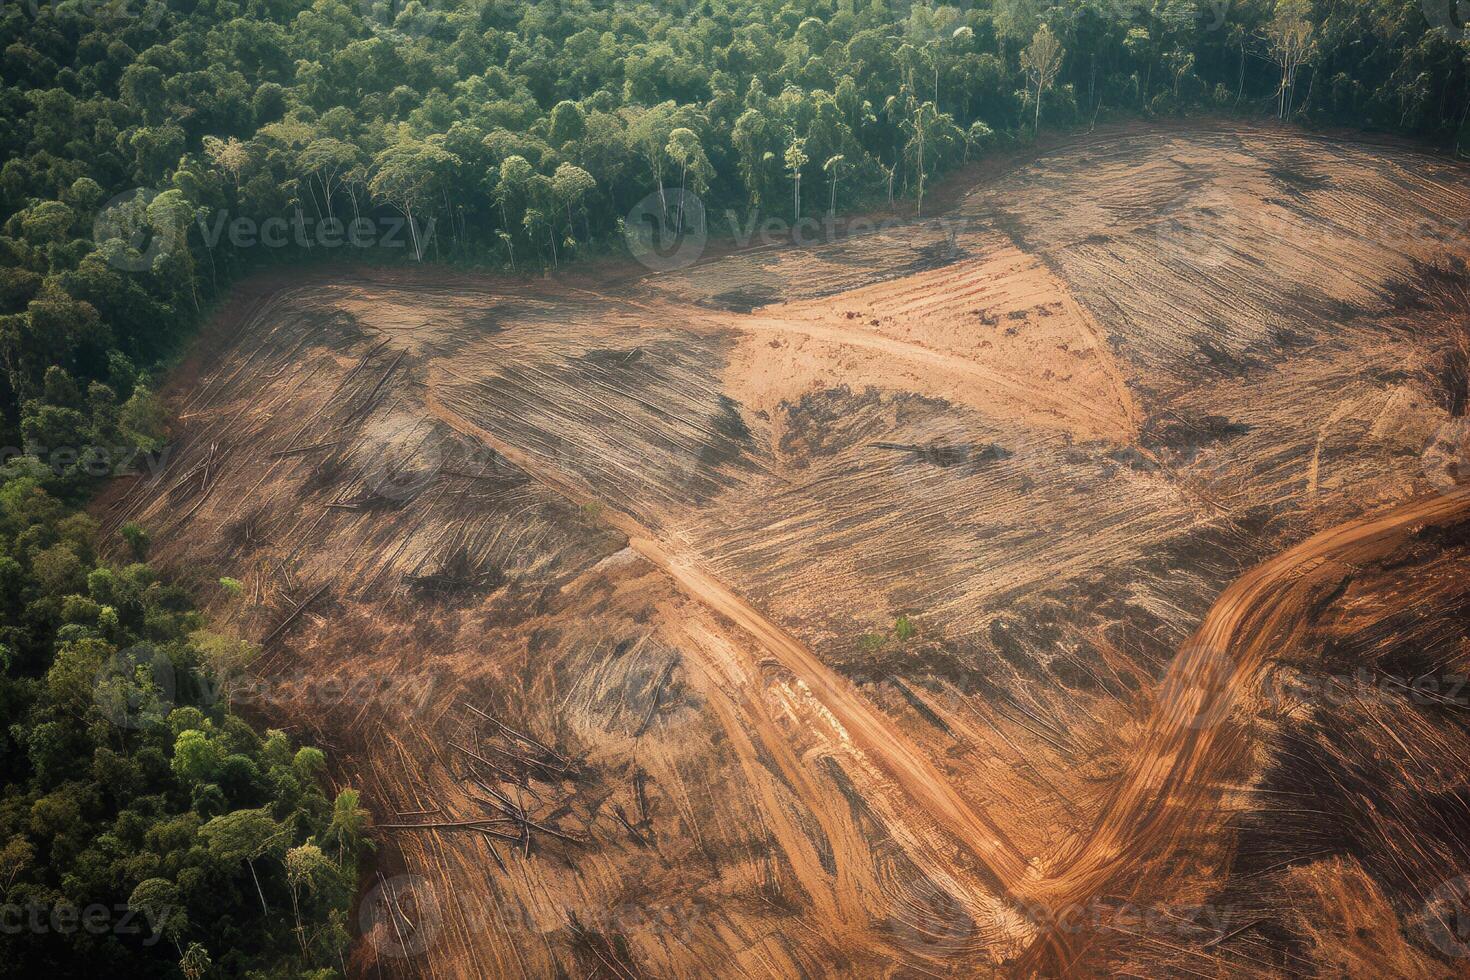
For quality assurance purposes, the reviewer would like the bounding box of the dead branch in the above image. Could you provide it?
[633,660,677,737]
[261,583,330,646]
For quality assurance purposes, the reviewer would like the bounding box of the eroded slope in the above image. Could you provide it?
[98,124,1470,978]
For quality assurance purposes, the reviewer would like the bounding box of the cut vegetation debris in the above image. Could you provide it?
[98,124,1470,978]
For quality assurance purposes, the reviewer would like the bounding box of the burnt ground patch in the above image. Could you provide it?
[695,394,754,472]
[1267,161,1332,193]
[895,238,968,275]
[870,440,1012,472]
[1141,412,1252,461]
[702,285,779,313]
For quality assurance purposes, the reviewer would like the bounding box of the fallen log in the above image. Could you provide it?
[633,660,677,737]
[261,583,330,646]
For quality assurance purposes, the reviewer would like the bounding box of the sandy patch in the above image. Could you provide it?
[723,240,1138,443]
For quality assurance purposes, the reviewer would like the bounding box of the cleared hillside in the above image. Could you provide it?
[97,123,1470,978]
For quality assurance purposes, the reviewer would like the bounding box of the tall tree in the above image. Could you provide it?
[824,154,846,217]
[202,136,251,192]
[369,138,459,261]
[200,807,289,917]
[1022,24,1066,135]
[784,137,809,221]
[732,108,772,209]
[1263,0,1318,119]
[298,137,361,222]
[628,102,678,214]
[494,155,534,230]
[552,162,596,244]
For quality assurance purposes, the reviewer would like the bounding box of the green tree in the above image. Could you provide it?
[120,521,150,560]
[628,102,678,214]
[784,137,808,220]
[665,128,709,230]
[128,878,189,951]
[284,844,334,958]
[823,153,846,216]
[191,629,258,707]
[731,107,772,209]
[324,787,372,865]
[493,154,536,262]
[551,163,596,245]
[117,387,167,451]
[200,807,289,916]
[548,100,587,148]
[298,138,361,221]
[1264,0,1318,119]
[1022,24,1066,135]
[202,136,251,192]
[369,137,460,261]
[964,120,994,162]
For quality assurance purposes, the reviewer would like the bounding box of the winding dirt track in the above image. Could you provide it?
[103,124,1470,975]
[1030,488,1470,965]
[431,362,1470,970]
[424,367,1035,904]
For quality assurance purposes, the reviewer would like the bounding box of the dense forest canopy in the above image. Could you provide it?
[0,0,1467,446]
[0,0,1466,974]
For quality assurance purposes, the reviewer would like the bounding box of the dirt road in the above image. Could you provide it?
[424,368,1035,905]
[1030,488,1470,960]
[428,368,1470,970]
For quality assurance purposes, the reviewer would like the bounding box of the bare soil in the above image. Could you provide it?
[95,122,1470,978]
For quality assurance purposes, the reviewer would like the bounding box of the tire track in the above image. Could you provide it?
[1028,488,1470,966]
[425,367,1035,914]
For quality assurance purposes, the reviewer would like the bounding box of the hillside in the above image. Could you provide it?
[94,123,1470,977]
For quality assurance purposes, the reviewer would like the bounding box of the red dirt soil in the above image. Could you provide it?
[95,122,1470,977]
